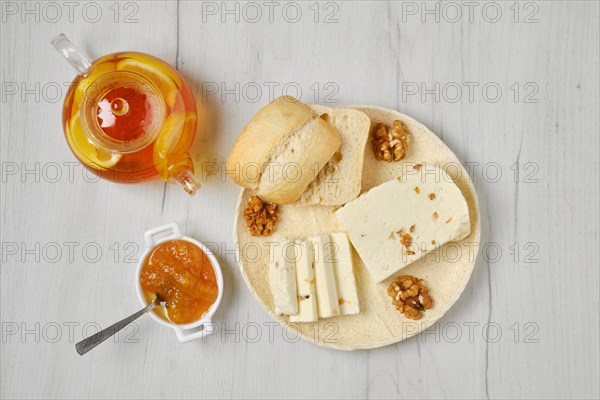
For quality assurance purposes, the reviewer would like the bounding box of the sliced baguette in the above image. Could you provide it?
[226,96,341,204]
[258,116,340,203]
[298,105,370,205]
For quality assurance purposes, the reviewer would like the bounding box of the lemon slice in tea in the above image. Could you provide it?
[152,112,197,169]
[116,57,179,108]
[66,112,122,169]
[153,112,186,163]
[73,62,116,108]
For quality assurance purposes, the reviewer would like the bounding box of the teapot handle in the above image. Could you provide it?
[51,33,92,74]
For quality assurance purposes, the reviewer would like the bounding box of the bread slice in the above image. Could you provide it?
[226,96,341,204]
[298,105,370,205]
[226,96,313,189]
[258,116,340,203]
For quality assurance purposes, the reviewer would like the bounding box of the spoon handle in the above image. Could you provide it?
[76,301,157,356]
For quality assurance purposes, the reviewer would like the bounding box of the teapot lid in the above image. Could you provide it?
[79,70,166,154]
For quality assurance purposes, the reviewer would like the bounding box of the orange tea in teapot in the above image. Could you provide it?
[53,34,200,194]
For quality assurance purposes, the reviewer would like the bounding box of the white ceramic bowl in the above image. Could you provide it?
[135,223,223,343]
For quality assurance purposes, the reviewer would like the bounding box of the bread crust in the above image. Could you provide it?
[226,96,313,189]
[226,96,341,203]
[259,117,340,204]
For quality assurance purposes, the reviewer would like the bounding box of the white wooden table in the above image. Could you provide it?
[1,1,599,399]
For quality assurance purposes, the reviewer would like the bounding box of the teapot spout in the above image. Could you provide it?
[169,165,201,196]
[51,33,91,74]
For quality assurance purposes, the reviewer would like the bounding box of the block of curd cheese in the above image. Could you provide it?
[334,164,471,283]
[330,232,360,315]
[290,240,318,323]
[312,234,340,318]
[268,241,298,315]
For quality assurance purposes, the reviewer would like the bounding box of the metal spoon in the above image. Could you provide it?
[76,297,166,355]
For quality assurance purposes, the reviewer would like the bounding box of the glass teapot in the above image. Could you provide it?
[52,34,200,195]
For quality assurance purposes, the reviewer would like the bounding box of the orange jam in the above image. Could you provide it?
[140,240,219,325]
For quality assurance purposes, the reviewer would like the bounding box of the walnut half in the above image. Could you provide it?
[387,275,433,320]
[243,195,280,237]
[371,120,410,162]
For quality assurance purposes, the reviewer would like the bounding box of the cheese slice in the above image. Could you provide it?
[289,240,318,323]
[330,232,360,315]
[268,241,298,315]
[312,234,340,318]
[335,163,471,282]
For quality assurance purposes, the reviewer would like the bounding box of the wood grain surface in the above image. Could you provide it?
[1,1,598,399]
